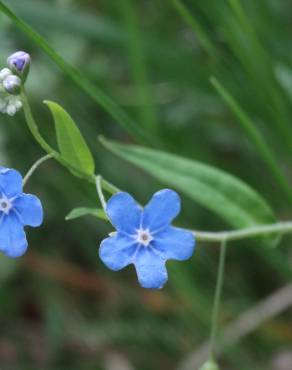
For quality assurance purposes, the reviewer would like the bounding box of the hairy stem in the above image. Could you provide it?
[23,153,55,186]
[21,91,292,244]
[21,90,119,195]
[96,175,107,211]
[192,221,292,242]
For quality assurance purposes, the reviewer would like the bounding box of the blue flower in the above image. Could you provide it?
[0,167,43,258]
[99,189,195,289]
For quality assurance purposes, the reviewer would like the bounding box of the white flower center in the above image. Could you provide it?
[135,228,153,247]
[0,195,13,214]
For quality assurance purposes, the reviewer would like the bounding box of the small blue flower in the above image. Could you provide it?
[0,167,43,258]
[99,189,195,289]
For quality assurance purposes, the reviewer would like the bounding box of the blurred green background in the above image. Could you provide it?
[0,0,292,369]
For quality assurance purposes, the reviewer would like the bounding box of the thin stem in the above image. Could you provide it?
[101,178,120,195]
[20,89,292,244]
[23,153,55,186]
[21,91,58,158]
[20,89,120,196]
[96,175,107,211]
[21,89,94,182]
[208,238,227,361]
[192,221,292,242]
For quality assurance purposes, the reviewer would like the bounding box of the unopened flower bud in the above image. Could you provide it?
[0,95,23,116]
[3,75,22,95]
[0,68,12,83]
[7,51,31,80]
[199,360,220,370]
[6,96,22,116]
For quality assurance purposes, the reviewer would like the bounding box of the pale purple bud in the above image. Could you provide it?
[0,68,12,82]
[3,75,22,95]
[7,51,31,80]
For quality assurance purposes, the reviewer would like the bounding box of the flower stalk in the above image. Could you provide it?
[208,238,227,362]
[20,89,118,195]
[96,175,107,211]
[23,153,55,186]
[192,221,292,243]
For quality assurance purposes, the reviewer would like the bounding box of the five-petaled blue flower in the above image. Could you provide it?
[0,167,43,258]
[99,189,195,289]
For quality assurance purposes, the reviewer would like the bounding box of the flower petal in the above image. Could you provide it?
[0,168,22,197]
[99,233,137,271]
[13,194,43,227]
[134,247,168,289]
[142,189,181,231]
[106,192,142,233]
[0,213,28,258]
[152,226,195,261]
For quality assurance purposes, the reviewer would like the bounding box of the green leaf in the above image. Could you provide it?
[101,137,277,233]
[44,101,95,176]
[66,207,107,221]
[0,0,155,145]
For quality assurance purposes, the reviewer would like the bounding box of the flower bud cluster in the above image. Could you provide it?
[0,51,31,116]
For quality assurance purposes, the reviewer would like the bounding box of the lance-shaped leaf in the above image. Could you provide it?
[66,207,107,221]
[100,137,277,233]
[44,101,95,176]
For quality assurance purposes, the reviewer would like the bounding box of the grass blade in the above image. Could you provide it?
[0,0,154,145]
[170,0,217,59]
[119,0,158,133]
[210,76,292,205]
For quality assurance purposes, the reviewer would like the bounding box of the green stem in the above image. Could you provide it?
[20,90,119,195]
[208,238,227,361]
[192,221,292,242]
[21,91,58,156]
[96,175,107,211]
[100,178,120,194]
[21,89,94,182]
[21,91,292,244]
[23,153,55,186]
[0,0,155,145]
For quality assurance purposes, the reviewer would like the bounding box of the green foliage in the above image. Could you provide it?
[0,0,153,145]
[101,137,276,230]
[211,77,292,204]
[66,207,107,221]
[199,361,220,370]
[44,101,95,176]
[0,0,291,369]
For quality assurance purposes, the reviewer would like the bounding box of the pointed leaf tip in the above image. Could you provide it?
[44,100,95,176]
